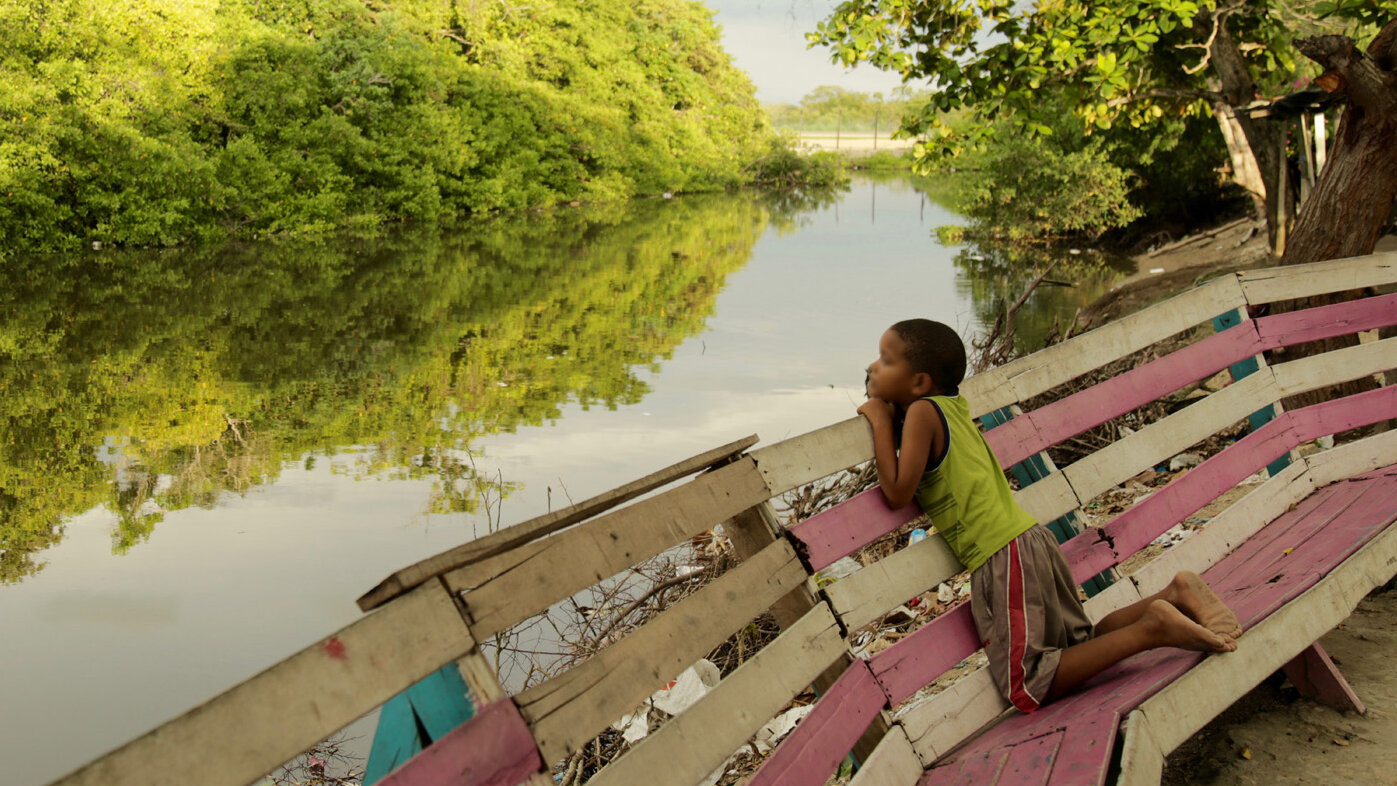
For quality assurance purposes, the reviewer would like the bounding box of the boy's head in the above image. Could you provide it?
[866,319,966,404]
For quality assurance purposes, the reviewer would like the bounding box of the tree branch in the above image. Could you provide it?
[1296,20,1397,115]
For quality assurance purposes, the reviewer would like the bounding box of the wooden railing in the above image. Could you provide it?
[49,252,1397,786]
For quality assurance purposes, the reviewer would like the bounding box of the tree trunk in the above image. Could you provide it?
[1207,17,1286,253]
[1267,18,1397,410]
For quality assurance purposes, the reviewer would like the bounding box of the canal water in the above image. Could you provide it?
[0,175,1130,785]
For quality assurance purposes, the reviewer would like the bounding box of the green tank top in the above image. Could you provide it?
[913,395,1037,572]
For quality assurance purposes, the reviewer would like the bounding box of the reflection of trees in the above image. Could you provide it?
[952,242,1134,353]
[758,186,848,234]
[0,194,769,583]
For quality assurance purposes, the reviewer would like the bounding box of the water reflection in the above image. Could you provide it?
[0,194,777,584]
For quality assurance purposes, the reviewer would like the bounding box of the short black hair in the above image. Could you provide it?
[891,319,966,395]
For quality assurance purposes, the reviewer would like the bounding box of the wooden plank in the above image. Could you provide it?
[964,274,1245,415]
[750,417,873,496]
[364,695,424,786]
[746,660,888,786]
[1238,251,1397,305]
[1115,711,1165,786]
[825,535,963,632]
[1062,370,1278,504]
[1013,470,1080,528]
[366,664,476,784]
[1082,461,1314,624]
[1063,415,1300,583]
[518,538,809,762]
[900,668,1010,763]
[848,726,925,786]
[788,487,922,572]
[1132,518,1397,755]
[358,435,758,611]
[454,457,771,639]
[51,581,476,786]
[587,605,847,786]
[1281,642,1367,713]
[1273,336,1397,396]
[869,603,982,706]
[1288,384,1397,445]
[1306,428,1397,486]
[1255,292,1397,351]
[987,325,1263,469]
[376,698,543,786]
[995,728,1063,786]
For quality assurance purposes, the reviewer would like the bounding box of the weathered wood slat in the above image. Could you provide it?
[1289,384,1397,445]
[1272,335,1397,396]
[1133,518,1397,756]
[454,457,771,639]
[587,605,847,786]
[964,274,1245,415]
[1237,250,1397,305]
[824,535,963,632]
[1306,428,1397,486]
[985,325,1263,469]
[1114,711,1165,786]
[749,417,873,496]
[52,581,475,786]
[787,487,922,572]
[358,435,758,611]
[847,725,924,786]
[1254,291,1397,351]
[1062,370,1277,504]
[376,698,542,786]
[1012,470,1080,528]
[900,669,1009,763]
[1281,643,1367,713]
[746,660,888,786]
[518,538,809,762]
[869,603,981,706]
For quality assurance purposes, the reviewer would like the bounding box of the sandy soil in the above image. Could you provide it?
[1090,222,1397,786]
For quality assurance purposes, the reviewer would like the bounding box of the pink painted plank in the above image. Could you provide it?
[985,293,1397,469]
[1288,385,1397,444]
[870,602,981,706]
[787,487,922,571]
[378,698,543,786]
[1061,414,1295,584]
[1255,292,1397,350]
[987,325,1262,469]
[925,467,1397,785]
[997,729,1064,786]
[746,660,887,786]
[1282,643,1367,713]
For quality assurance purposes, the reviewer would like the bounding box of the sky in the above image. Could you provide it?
[705,0,916,104]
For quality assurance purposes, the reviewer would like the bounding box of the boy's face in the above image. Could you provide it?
[866,329,931,405]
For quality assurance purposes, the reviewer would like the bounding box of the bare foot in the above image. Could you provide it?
[1167,571,1243,640]
[1143,600,1237,652]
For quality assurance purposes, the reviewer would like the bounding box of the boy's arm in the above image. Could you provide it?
[858,398,941,509]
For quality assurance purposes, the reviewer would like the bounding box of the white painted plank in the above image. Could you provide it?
[358,435,758,610]
[1305,428,1397,486]
[1136,520,1397,755]
[1063,371,1278,504]
[847,725,925,786]
[455,458,771,639]
[51,581,475,786]
[519,539,809,762]
[1115,710,1165,786]
[1238,252,1397,305]
[899,668,1011,763]
[1272,336,1397,396]
[750,417,873,497]
[587,605,847,786]
[967,275,1246,414]
[1013,470,1080,526]
[824,535,963,632]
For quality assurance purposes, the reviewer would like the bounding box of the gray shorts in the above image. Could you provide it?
[970,524,1093,712]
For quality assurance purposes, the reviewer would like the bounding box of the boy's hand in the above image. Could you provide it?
[858,397,895,426]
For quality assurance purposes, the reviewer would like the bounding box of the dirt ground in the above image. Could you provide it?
[1089,221,1397,786]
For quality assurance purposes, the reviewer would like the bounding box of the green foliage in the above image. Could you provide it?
[0,191,790,583]
[765,85,931,133]
[0,0,773,255]
[744,139,852,190]
[809,0,1394,162]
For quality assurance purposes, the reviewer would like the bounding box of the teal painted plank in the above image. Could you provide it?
[1212,310,1291,477]
[364,665,476,785]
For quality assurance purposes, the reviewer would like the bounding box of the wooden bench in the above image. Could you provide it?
[47,252,1397,786]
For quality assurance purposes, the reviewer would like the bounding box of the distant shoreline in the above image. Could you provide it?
[795,131,917,154]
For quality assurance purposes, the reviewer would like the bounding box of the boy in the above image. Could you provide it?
[857,319,1241,711]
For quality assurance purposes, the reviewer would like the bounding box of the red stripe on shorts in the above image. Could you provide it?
[1006,538,1041,713]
